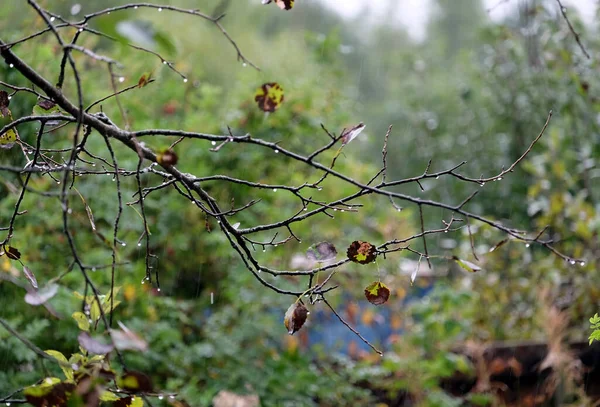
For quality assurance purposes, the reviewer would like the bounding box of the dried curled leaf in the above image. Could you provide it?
[452,256,481,273]
[0,90,10,116]
[78,332,114,355]
[306,241,337,262]
[3,245,21,260]
[283,302,308,335]
[117,371,153,392]
[23,265,38,289]
[341,122,365,145]
[137,72,152,88]
[346,241,377,264]
[364,281,391,305]
[156,148,178,166]
[255,82,284,112]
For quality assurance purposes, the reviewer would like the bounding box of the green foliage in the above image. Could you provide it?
[590,313,600,345]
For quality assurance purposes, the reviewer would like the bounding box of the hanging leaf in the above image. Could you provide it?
[22,265,38,289]
[111,322,148,352]
[3,245,21,260]
[452,256,481,273]
[346,241,377,264]
[340,122,366,145]
[283,302,308,335]
[25,283,59,305]
[306,241,337,262]
[255,82,284,112]
[156,148,178,166]
[74,188,97,231]
[364,281,391,305]
[72,311,90,332]
[0,90,10,116]
[24,378,75,407]
[32,99,61,115]
[44,350,74,381]
[78,332,114,355]
[117,371,153,392]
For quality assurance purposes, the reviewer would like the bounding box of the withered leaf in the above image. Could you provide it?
[4,245,21,260]
[156,148,178,166]
[25,284,59,305]
[0,90,10,117]
[137,73,152,88]
[23,265,38,289]
[111,322,148,352]
[306,241,337,262]
[37,99,56,111]
[117,371,153,392]
[255,82,284,112]
[346,241,377,264]
[78,332,114,355]
[283,302,308,335]
[341,122,365,145]
[364,281,390,305]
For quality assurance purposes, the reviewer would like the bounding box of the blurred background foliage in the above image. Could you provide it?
[0,0,599,405]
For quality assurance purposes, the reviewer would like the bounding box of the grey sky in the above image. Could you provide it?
[321,0,596,40]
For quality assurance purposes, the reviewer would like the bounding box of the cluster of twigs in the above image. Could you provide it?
[0,1,590,404]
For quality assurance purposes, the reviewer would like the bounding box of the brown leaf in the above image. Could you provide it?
[37,99,56,111]
[156,148,178,166]
[364,281,391,305]
[0,90,10,117]
[254,82,284,112]
[283,302,308,335]
[4,245,21,260]
[346,241,377,264]
[137,73,151,88]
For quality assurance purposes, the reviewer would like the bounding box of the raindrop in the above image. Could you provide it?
[67,208,72,214]
[92,267,96,272]
[27,150,32,154]
[317,187,322,191]
[444,230,448,233]
[157,288,161,292]
[7,96,12,100]
[169,396,175,400]
[158,395,164,400]
[56,180,61,184]
[183,78,188,83]
[341,209,345,212]
[306,311,310,315]
[134,6,138,9]
[580,262,586,266]
[262,248,266,253]
[50,16,55,22]
[107,11,110,14]
[273,188,277,192]
[70,4,81,15]
[121,242,126,247]
[242,62,247,67]
[525,243,530,248]
[435,176,439,179]
[78,28,83,33]
[88,319,93,324]
[569,260,576,265]
[303,208,308,211]
[9,64,14,68]
[162,60,167,65]
[141,281,145,284]
[480,183,485,187]
[498,177,503,181]
[274,149,279,153]
[118,77,125,83]
[137,243,142,247]
[6,402,11,406]
[211,141,217,146]
[333,208,337,211]
[274,244,278,248]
